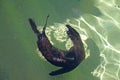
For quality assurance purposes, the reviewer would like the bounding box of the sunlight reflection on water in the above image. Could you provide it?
[36,0,120,80]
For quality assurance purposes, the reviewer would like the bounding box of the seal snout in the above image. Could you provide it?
[66,24,71,28]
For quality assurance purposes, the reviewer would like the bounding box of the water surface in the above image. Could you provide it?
[0,0,120,80]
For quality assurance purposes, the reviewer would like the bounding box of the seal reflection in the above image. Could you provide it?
[28,15,85,76]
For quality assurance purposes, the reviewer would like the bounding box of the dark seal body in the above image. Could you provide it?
[28,15,85,76]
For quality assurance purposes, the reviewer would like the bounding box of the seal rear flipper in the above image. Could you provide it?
[49,67,74,76]
[28,18,40,35]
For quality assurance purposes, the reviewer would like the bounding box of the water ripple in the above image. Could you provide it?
[36,0,120,80]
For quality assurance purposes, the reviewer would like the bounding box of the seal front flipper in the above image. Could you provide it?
[64,47,75,60]
[49,67,74,76]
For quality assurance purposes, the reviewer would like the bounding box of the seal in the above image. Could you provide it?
[28,15,85,76]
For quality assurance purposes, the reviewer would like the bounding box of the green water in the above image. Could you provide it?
[0,0,120,80]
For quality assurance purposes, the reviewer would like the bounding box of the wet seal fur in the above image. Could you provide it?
[28,15,85,76]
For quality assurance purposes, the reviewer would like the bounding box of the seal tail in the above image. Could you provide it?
[28,18,40,35]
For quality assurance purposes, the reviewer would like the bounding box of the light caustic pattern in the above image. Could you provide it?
[37,0,120,80]
[90,0,120,80]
